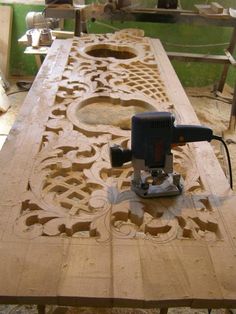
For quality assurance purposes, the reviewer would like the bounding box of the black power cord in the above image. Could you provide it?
[6,81,32,96]
[6,90,28,96]
[212,135,233,189]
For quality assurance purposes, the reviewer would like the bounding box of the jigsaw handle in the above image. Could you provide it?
[172,125,213,144]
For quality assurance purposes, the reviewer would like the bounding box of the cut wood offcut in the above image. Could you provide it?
[0,83,10,112]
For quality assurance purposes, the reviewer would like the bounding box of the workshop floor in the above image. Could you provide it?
[0,305,233,314]
[0,83,235,314]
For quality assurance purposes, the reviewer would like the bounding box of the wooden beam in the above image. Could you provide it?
[118,9,236,27]
[167,51,229,64]
[51,30,74,39]
[224,49,236,66]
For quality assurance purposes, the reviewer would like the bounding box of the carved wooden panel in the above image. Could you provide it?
[0,29,236,308]
[12,29,217,242]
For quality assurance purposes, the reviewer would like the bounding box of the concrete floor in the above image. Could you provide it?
[0,83,235,314]
[0,305,231,314]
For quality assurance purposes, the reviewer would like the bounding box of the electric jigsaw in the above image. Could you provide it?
[110,111,214,198]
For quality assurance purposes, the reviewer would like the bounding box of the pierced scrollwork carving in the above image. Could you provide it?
[14,30,221,242]
[173,144,204,193]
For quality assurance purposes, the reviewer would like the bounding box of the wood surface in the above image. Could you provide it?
[0,5,12,78]
[0,29,236,309]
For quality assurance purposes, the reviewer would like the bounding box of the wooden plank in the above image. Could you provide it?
[194,4,229,19]
[0,242,29,303]
[211,2,224,14]
[0,83,10,112]
[24,46,49,55]
[0,5,12,78]
[224,50,236,66]
[167,51,229,64]
[122,11,236,27]
[17,242,69,304]
[139,242,223,308]
[0,39,72,222]
[52,30,74,39]
[0,30,236,309]
[58,241,112,306]
[125,7,193,14]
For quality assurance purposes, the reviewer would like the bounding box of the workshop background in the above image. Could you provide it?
[0,0,236,87]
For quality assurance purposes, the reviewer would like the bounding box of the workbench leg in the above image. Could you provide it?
[160,308,168,314]
[37,304,46,314]
[218,26,236,93]
[74,9,81,37]
[59,18,64,30]
[81,9,87,34]
[229,81,236,131]
[35,55,42,69]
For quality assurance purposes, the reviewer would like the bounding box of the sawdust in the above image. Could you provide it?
[77,102,149,130]
[186,85,236,190]
[186,86,230,134]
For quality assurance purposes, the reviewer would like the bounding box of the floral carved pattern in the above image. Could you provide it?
[14,29,221,242]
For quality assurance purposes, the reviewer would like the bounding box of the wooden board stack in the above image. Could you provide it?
[0,5,12,78]
[0,5,12,112]
[0,29,236,309]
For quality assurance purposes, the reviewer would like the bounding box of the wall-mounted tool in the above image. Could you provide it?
[110,111,233,198]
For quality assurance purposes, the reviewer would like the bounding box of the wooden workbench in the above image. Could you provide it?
[0,29,236,310]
